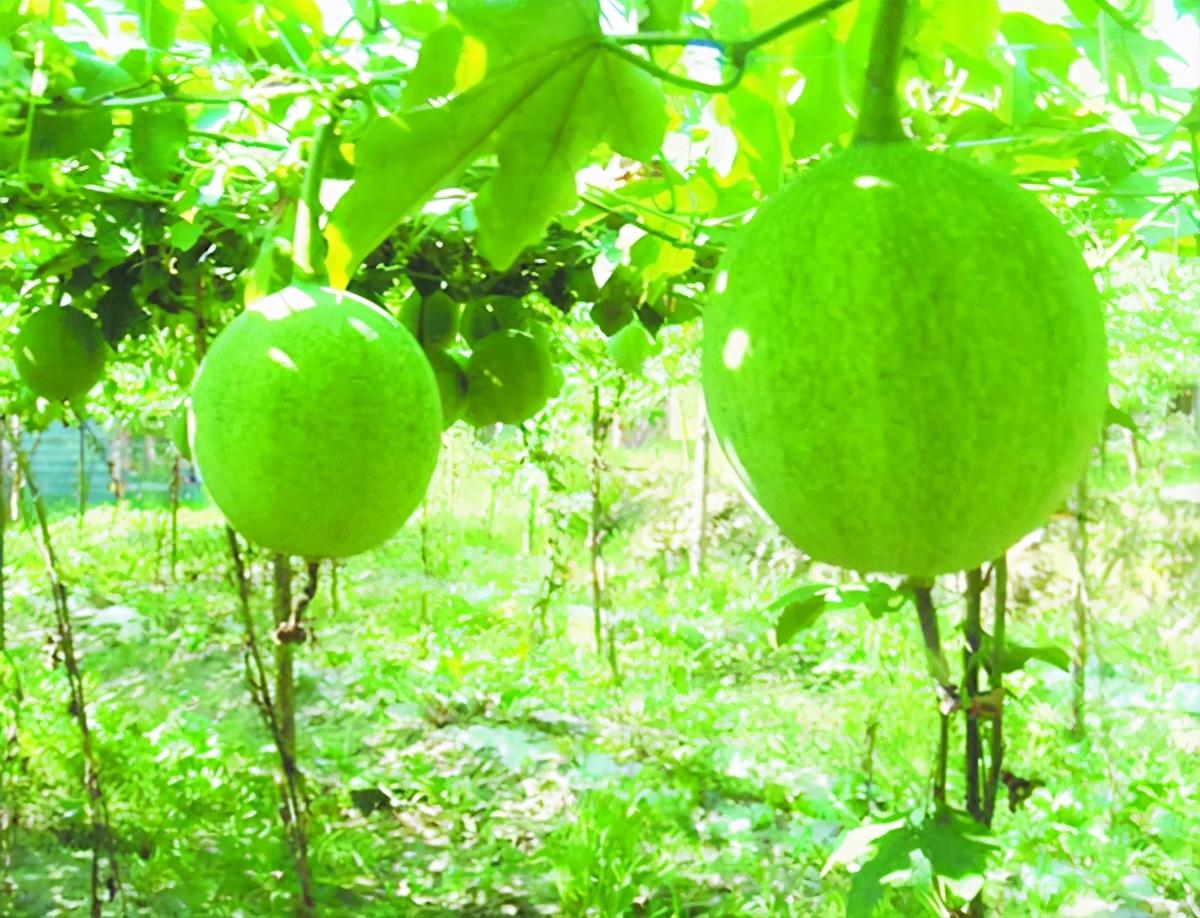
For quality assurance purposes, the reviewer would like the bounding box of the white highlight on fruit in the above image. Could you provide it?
[348,317,381,341]
[723,329,750,371]
[267,347,298,371]
[714,269,729,294]
[854,175,895,190]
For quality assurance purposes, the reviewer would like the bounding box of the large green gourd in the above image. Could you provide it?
[701,143,1108,578]
[14,306,106,403]
[190,285,442,559]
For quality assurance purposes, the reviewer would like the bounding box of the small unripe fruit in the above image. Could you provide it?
[14,306,106,403]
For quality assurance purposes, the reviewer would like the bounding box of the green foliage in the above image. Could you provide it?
[702,143,1110,577]
[13,306,107,404]
[190,285,442,558]
[606,320,657,376]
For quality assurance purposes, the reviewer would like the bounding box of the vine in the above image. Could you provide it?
[606,0,857,94]
[9,440,121,917]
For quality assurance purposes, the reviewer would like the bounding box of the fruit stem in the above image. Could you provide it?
[294,116,336,284]
[854,0,910,144]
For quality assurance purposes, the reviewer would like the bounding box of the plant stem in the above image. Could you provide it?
[854,0,910,144]
[983,554,1007,826]
[964,568,984,822]
[77,423,87,527]
[590,385,604,658]
[295,117,335,282]
[226,532,315,912]
[169,455,181,580]
[689,404,710,578]
[12,445,120,915]
[606,0,855,94]
[914,584,950,804]
[1071,479,1090,738]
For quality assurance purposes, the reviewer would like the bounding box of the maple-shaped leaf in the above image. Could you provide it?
[325,0,667,285]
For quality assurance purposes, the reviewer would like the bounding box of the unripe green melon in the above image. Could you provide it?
[702,144,1108,578]
[399,290,459,349]
[462,296,529,343]
[14,306,106,403]
[190,285,442,559]
[426,348,468,428]
[464,330,554,427]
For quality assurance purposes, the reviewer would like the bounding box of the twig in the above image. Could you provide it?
[605,0,855,94]
[914,584,952,804]
[982,554,1007,825]
[964,568,984,822]
[11,445,121,915]
[1070,479,1090,737]
[225,531,315,912]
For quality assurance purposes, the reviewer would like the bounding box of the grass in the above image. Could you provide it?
[0,427,1197,916]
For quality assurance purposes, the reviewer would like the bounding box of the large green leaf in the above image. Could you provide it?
[129,105,190,183]
[326,0,667,283]
[825,809,998,915]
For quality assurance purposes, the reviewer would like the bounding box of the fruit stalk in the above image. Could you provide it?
[855,0,911,144]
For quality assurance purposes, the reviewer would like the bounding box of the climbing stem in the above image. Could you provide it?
[964,568,985,822]
[854,0,911,143]
[606,0,855,94]
[11,442,121,916]
[983,554,1007,825]
[914,584,950,804]
[226,533,315,912]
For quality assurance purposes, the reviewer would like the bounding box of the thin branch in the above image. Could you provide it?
[914,584,952,805]
[964,568,985,822]
[606,0,855,94]
[11,444,121,914]
[578,193,714,252]
[983,553,1007,826]
[1092,0,1139,31]
[225,531,315,911]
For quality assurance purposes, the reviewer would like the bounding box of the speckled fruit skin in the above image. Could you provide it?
[425,348,468,428]
[702,144,1109,578]
[190,285,442,559]
[14,306,106,402]
[464,330,554,426]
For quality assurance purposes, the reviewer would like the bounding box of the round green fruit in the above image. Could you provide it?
[464,330,555,427]
[190,284,442,559]
[399,289,459,349]
[461,296,528,343]
[701,143,1108,578]
[426,348,468,428]
[14,306,106,403]
[607,322,655,376]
